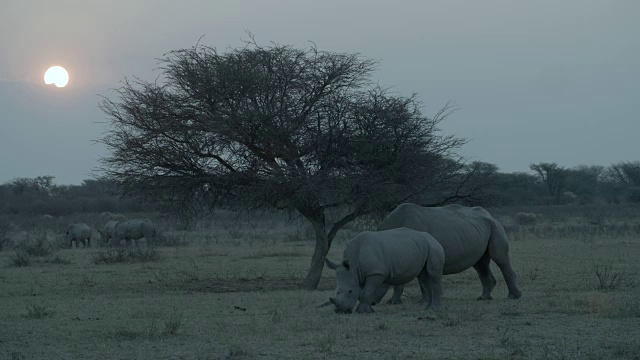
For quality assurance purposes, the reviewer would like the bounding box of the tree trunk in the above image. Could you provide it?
[302,219,329,290]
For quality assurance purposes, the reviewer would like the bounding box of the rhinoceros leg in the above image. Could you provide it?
[488,220,522,299]
[371,285,390,305]
[387,285,404,304]
[494,258,521,299]
[473,250,496,300]
[418,263,443,308]
[356,275,386,314]
[418,276,442,308]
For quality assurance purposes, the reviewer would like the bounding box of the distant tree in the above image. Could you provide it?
[0,176,144,216]
[625,187,640,203]
[453,161,500,206]
[98,38,474,289]
[602,161,640,204]
[564,165,604,203]
[605,161,640,187]
[7,178,32,195]
[529,162,567,204]
[492,172,542,206]
[7,176,56,196]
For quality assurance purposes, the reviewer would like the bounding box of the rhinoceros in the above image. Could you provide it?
[375,203,522,303]
[97,220,120,244]
[112,219,156,246]
[325,227,445,314]
[65,223,92,249]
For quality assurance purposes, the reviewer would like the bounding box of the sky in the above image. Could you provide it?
[1,0,639,185]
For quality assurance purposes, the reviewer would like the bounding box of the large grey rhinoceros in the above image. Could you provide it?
[65,223,92,249]
[325,227,445,314]
[112,219,156,246]
[375,203,522,302]
[97,220,120,244]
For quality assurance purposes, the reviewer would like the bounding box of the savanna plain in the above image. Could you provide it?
[1,205,639,360]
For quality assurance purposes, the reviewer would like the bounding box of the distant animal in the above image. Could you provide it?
[375,203,522,303]
[325,227,445,314]
[42,214,54,220]
[97,220,120,244]
[112,219,157,246]
[65,223,92,249]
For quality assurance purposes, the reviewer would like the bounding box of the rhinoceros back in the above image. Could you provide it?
[345,228,433,286]
[378,203,494,274]
[114,219,156,241]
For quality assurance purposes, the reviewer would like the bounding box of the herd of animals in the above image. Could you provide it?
[61,203,522,315]
[64,217,157,248]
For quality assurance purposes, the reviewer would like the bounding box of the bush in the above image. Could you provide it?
[128,247,161,262]
[93,247,160,265]
[0,220,12,251]
[17,232,57,258]
[514,212,538,226]
[590,261,635,291]
[92,248,129,264]
[10,250,31,267]
[625,187,640,203]
[159,233,189,247]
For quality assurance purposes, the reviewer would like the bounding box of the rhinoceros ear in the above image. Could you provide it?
[342,259,350,269]
[325,258,339,270]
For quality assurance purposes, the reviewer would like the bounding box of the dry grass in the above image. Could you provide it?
[0,206,639,359]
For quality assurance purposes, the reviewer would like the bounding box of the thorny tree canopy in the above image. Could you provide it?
[98,40,469,219]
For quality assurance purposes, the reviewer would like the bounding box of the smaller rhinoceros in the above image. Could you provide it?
[97,220,120,245]
[65,223,92,249]
[325,227,445,314]
[113,219,156,246]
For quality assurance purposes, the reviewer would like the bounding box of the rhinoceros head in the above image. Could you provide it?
[325,258,360,314]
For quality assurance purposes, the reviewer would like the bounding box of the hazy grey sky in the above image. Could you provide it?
[2,0,639,184]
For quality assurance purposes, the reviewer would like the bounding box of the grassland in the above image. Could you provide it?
[1,206,639,359]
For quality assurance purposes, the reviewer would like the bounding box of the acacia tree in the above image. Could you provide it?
[606,161,640,187]
[529,162,567,204]
[98,39,472,289]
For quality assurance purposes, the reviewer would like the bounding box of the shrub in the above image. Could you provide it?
[47,255,72,265]
[17,232,57,258]
[128,247,161,262]
[10,250,31,267]
[625,187,640,203]
[514,212,538,225]
[159,233,189,247]
[92,248,129,264]
[92,247,160,264]
[590,261,635,291]
[0,220,12,251]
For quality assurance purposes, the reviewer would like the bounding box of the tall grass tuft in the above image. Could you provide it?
[163,313,182,335]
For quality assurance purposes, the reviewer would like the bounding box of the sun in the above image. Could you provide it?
[44,66,69,87]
